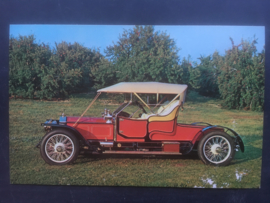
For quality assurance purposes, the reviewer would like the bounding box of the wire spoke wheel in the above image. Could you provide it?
[198,131,235,166]
[45,134,75,163]
[41,130,79,165]
[203,135,231,164]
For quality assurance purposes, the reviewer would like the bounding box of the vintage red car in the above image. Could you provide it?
[37,82,244,166]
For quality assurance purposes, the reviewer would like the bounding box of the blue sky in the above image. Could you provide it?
[10,25,265,63]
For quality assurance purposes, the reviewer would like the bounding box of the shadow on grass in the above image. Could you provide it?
[227,134,262,166]
[75,134,262,165]
[233,146,262,165]
[75,151,200,164]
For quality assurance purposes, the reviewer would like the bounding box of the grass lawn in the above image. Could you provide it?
[9,91,263,188]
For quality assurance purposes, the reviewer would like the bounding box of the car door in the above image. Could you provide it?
[118,117,148,138]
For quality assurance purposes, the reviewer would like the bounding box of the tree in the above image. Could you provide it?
[193,53,220,97]
[9,33,265,110]
[51,41,103,96]
[104,25,183,85]
[9,36,105,99]
[217,38,264,111]
[180,56,200,90]
[9,35,52,98]
[91,57,116,89]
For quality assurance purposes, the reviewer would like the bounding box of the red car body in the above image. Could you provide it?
[65,116,220,145]
[38,82,244,166]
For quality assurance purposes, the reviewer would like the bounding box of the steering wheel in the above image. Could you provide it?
[135,101,147,114]
[117,111,130,117]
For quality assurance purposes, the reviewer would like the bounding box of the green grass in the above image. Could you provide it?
[9,91,263,188]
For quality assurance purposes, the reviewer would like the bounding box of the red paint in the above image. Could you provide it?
[175,125,204,143]
[163,143,180,152]
[116,133,145,142]
[118,117,148,138]
[67,117,113,140]
[149,119,177,140]
[148,120,175,133]
[66,117,224,144]
[150,124,224,143]
[150,124,204,143]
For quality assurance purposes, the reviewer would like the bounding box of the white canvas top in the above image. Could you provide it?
[97,82,188,94]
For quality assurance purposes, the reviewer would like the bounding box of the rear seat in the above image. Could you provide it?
[157,100,179,116]
[140,100,179,119]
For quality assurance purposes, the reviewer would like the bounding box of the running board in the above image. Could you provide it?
[103,151,182,155]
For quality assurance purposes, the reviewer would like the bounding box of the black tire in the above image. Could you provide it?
[197,131,235,166]
[40,129,80,165]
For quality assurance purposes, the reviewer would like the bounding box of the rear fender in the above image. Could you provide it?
[193,124,244,153]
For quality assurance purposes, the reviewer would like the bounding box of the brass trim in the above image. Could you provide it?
[114,101,131,141]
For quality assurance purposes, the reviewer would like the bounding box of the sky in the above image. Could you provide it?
[10,25,265,63]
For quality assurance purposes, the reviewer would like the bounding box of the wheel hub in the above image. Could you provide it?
[55,143,65,152]
[211,144,222,155]
[216,147,222,153]
[56,146,64,152]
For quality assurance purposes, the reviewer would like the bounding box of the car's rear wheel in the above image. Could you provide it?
[198,131,235,166]
[40,129,79,165]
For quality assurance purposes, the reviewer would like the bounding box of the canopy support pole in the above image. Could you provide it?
[168,94,181,106]
[154,95,167,109]
[133,92,153,113]
[73,92,101,127]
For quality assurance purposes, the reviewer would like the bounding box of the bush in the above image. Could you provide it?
[9,33,265,111]
[9,36,104,99]
[192,53,220,97]
[104,25,183,86]
[217,38,264,111]
[9,35,52,98]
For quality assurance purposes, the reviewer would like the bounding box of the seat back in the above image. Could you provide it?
[156,100,178,114]
[148,100,180,122]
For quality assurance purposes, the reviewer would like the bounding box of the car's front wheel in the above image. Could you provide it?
[197,131,235,166]
[40,129,79,165]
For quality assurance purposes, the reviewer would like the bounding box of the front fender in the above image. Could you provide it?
[37,122,89,148]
